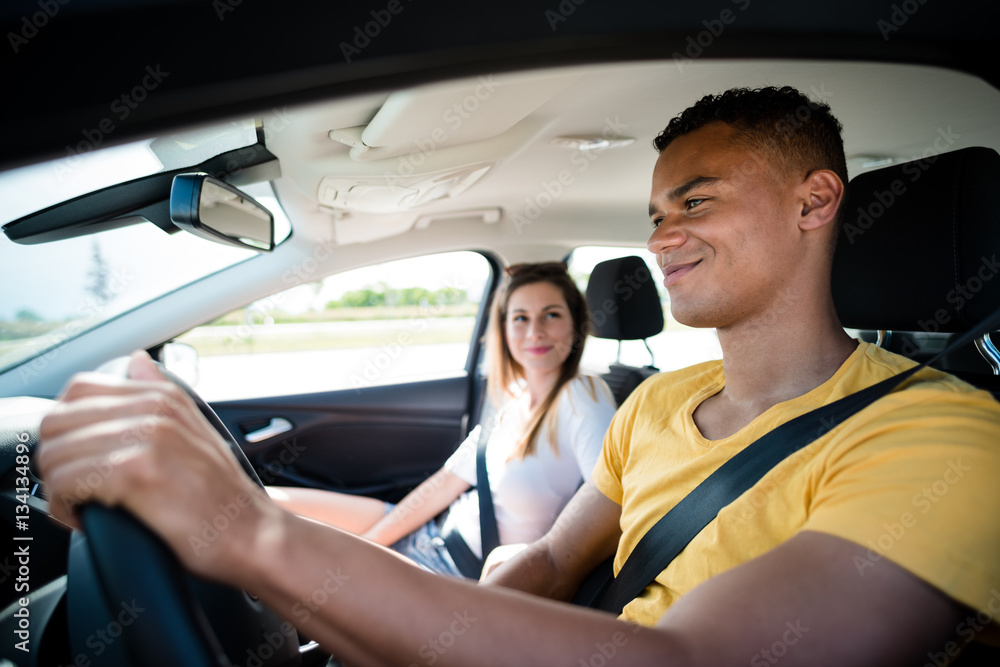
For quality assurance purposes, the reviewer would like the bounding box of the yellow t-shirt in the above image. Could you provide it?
[592,341,1000,627]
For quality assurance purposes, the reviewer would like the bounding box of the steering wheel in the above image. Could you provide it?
[67,358,302,667]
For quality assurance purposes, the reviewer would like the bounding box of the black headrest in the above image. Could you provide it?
[832,147,1000,334]
[586,256,664,341]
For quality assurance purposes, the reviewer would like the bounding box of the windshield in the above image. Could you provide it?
[0,122,292,376]
[0,224,257,373]
[0,121,260,225]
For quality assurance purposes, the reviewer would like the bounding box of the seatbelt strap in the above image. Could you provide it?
[439,400,500,579]
[440,529,485,579]
[598,309,1000,615]
[476,404,501,560]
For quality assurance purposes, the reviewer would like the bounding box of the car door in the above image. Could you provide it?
[168,251,498,503]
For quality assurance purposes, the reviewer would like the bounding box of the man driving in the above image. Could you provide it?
[38,86,1000,666]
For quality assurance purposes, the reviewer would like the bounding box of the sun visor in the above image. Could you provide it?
[337,72,578,161]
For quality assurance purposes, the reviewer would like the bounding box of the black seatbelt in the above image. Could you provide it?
[477,424,501,559]
[440,525,485,578]
[440,402,501,579]
[596,309,1000,615]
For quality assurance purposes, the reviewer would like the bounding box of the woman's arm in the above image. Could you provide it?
[361,467,470,546]
[267,461,472,547]
[266,486,388,535]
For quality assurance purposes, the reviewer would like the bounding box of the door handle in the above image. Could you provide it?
[244,417,293,443]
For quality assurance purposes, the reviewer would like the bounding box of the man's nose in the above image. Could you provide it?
[647,217,686,254]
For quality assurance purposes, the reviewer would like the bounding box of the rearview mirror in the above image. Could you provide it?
[170,174,274,251]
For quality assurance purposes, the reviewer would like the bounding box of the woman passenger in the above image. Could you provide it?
[268,261,617,578]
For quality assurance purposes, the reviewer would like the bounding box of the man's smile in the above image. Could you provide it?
[662,260,701,287]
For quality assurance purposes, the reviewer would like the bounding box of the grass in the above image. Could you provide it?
[205,303,479,326]
[176,318,477,356]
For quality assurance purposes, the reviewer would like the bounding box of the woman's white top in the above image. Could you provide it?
[441,375,617,559]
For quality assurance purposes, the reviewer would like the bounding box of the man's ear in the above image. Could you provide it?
[798,169,844,231]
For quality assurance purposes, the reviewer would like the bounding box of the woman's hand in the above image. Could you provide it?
[36,350,280,586]
[362,468,471,546]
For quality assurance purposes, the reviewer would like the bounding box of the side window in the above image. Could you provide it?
[567,247,722,375]
[176,251,493,401]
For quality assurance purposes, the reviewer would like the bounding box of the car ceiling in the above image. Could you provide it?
[264,59,1000,257]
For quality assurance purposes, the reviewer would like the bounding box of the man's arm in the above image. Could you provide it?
[651,530,967,666]
[36,353,971,666]
[237,510,969,667]
[483,481,621,601]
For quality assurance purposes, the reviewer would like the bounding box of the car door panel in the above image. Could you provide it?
[210,374,472,502]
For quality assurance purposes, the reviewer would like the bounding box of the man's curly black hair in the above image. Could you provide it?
[654,86,849,222]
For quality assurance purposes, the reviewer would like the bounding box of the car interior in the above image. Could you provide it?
[1,1,999,665]
[2,142,1000,665]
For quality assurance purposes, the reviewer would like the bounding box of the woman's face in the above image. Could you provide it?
[504,280,576,378]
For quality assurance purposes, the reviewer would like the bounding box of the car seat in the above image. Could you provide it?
[585,255,665,405]
[832,146,1000,399]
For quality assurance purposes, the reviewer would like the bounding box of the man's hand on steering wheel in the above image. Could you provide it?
[36,350,278,586]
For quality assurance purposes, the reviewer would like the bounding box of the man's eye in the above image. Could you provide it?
[651,217,664,228]
[685,198,707,210]
[545,312,561,319]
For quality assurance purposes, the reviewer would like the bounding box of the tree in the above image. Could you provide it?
[86,239,112,305]
[398,287,432,306]
[338,289,385,308]
[432,287,466,305]
[15,308,43,322]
